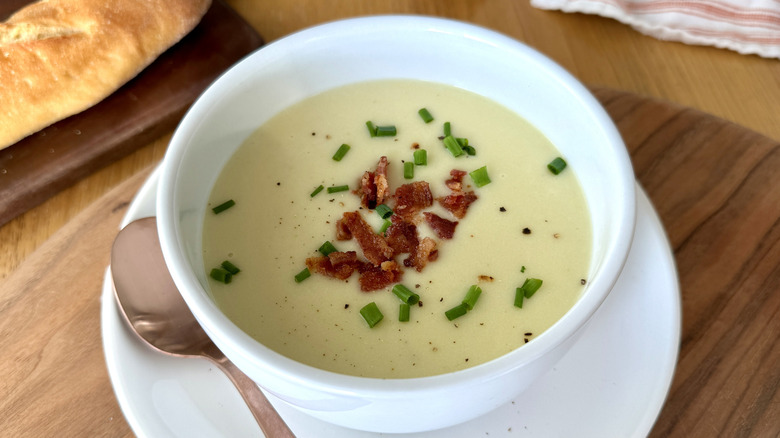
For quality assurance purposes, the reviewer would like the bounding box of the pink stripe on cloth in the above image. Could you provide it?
[531,0,780,59]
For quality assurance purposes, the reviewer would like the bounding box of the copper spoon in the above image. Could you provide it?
[110,216,295,437]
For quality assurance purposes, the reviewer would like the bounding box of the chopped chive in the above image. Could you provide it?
[221,260,241,275]
[443,135,464,157]
[443,121,451,137]
[379,218,392,235]
[332,144,351,161]
[418,108,434,123]
[310,185,325,197]
[210,268,232,284]
[327,185,349,193]
[399,303,411,322]
[212,199,235,214]
[360,302,384,328]
[521,265,526,273]
[366,121,377,137]
[318,241,338,256]
[445,302,469,321]
[392,284,420,305]
[376,204,393,219]
[547,157,567,175]
[462,145,477,156]
[462,285,482,310]
[456,137,469,147]
[522,278,543,298]
[376,125,397,137]
[403,161,414,179]
[514,287,525,308]
[294,268,311,283]
[413,149,427,165]
[469,166,491,187]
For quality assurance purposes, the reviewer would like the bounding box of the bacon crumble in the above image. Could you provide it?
[339,211,393,265]
[392,181,433,220]
[438,190,478,219]
[385,216,419,255]
[307,160,480,290]
[404,237,439,272]
[358,156,389,209]
[423,212,458,239]
[305,251,361,280]
[358,260,403,291]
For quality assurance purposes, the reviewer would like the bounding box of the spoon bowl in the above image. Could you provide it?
[110,216,294,437]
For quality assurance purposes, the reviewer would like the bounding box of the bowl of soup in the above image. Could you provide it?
[157,15,635,433]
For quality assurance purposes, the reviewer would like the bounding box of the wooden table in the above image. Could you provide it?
[1,1,778,437]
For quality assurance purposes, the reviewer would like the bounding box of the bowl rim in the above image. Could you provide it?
[157,14,636,398]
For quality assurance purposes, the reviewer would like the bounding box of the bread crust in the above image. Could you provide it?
[0,0,212,148]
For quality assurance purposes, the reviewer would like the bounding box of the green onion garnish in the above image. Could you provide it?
[522,278,543,298]
[399,303,411,322]
[469,166,491,187]
[443,135,464,157]
[547,157,567,175]
[212,199,235,214]
[366,121,377,137]
[376,125,397,137]
[456,137,469,147]
[443,121,451,137]
[310,185,324,197]
[327,185,349,193]
[413,149,427,165]
[360,302,384,328]
[462,285,482,310]
[332,143,351,161]
[392,284,420,305]
[210,268,232,284]
[403,161,414,179]
[318,241,338,256]
[462,145,477,156]
[294,268,310,283]
[376,204,393,219]
[221,260,240,275]
[418,108,434,123]
[445,302,469,321]
[379,218,392,235]
[514,287,525,308]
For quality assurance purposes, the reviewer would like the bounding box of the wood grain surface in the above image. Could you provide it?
[1,87,777,437]
[1,0,779,437]
[0,0,263,227]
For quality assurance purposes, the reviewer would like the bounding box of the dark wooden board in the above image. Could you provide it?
[0,0,263,227]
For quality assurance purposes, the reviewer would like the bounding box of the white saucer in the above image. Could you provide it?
[101,167,681,438]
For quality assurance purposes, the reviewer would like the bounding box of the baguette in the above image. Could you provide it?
[0,0,212,149]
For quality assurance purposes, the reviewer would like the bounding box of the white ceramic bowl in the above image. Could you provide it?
[157,15,635,434]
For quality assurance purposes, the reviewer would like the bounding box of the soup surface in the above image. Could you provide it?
[202,79,591,378]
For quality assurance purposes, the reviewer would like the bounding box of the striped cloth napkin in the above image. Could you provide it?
[531,0,780,59]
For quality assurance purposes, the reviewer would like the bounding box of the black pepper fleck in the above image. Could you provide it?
[581,278,587,285]
[522,227,532,235]
[344,304,349,309]
[499,206,506,212]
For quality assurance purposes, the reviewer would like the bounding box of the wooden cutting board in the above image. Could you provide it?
[0,87,777,437]
[0,0,263,227]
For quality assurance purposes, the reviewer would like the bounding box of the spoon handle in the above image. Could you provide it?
[210,355,296,437]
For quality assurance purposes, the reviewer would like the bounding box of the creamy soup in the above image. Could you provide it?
[202,80,591,378]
